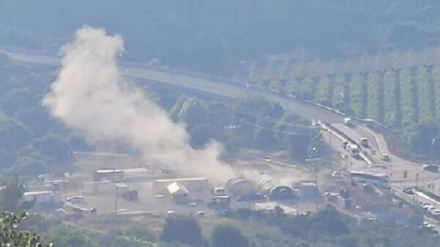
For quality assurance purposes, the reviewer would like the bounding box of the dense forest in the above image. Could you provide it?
[6,205,440,247]
[1,1,440,74]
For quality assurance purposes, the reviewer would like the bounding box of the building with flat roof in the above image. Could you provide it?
[22,191,54,203]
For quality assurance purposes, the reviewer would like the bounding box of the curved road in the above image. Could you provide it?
[4,51,438,187]
[4,51,342,124]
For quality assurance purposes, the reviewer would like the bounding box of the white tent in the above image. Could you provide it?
[167,182,189,195]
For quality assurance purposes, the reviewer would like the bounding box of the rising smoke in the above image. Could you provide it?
[43,26,236,183]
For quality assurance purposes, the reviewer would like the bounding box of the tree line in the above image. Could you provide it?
[250,65,440,156]
[5,204,440,247]
[168,94,321,162]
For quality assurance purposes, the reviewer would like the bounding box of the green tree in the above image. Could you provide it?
[416,65,434,123]
[189,124,219,148]
[211,224,250,247]
[0,116,32,153]
[0,88,38,116]
[315,75,332,106]
[0,176,33,213]
[299,77,314,100]
[11,148,51,176]
[382,70,398,127]
[45,225,95,247]
[286,79,300,96]
[348,73,367,117]
[288,133,312,162]
[332,74,347,110]
[268,80,282,93]
[234,96,284,120]
[177,97,209,131]
[399,68,416,127]
[405,121,438,154]
[32,135,71,163]
[432,66,440,123]
[169,95,189,121]
[366,71,382,122]
[160,215,202,247]
[0,212,52,247]
[308,205,349,237]
[14,106,52,137]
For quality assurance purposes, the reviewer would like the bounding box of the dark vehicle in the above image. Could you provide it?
[402,187,414,195]
[381,154,390,162]
[359,138,368,148]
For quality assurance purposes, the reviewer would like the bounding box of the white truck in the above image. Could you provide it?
[343,117,353,127]
[346,144,360,158]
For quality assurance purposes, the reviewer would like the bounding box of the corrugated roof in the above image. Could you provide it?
[156,177,207,183]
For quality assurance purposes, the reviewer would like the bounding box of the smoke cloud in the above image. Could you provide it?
[43,26,235,183]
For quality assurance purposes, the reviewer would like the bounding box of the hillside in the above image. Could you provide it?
[2,1,440,74]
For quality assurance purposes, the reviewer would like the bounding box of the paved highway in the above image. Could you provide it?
[5,51,343,124]
[5,50,440,186]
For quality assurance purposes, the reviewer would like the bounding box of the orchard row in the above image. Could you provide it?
[254,65,440,128]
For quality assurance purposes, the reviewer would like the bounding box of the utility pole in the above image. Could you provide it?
[315,162,319,211]
[328,129,332,148]
[305,146,322,211]
[114,185,119,215]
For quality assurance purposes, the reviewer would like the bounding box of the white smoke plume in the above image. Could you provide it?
[43,26,235,184]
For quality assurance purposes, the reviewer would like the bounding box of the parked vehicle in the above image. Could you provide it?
[424,205,436,212]
[350,171,390,190]
[381,154,390,162]
[343,117,353,126]
[431,209,440,216]
[402,187,414,195]
[423,164,439,173]
[359,138,368,147]
[346,144,360,158]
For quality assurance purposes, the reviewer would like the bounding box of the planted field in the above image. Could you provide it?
[255,65,440,131]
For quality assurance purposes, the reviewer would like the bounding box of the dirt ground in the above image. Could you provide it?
[63,150,337,216]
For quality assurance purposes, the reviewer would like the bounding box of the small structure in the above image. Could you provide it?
[208,195,231,210]
[167,182,189,204]
[338,197,351,209]
[116,183,138,201]
[298,182,318,198]
[93,169,124,182]
[22,191,54,203]
[325,192,339,203]
[154,177,208,198]
[120,168,149,182]
[257,175,294,200]
[212,187,226,196]
[64,202,97,217]
[84,181,116,194]
[224,178,256,197]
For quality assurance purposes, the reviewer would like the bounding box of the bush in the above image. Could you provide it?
[160,215,202,246]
